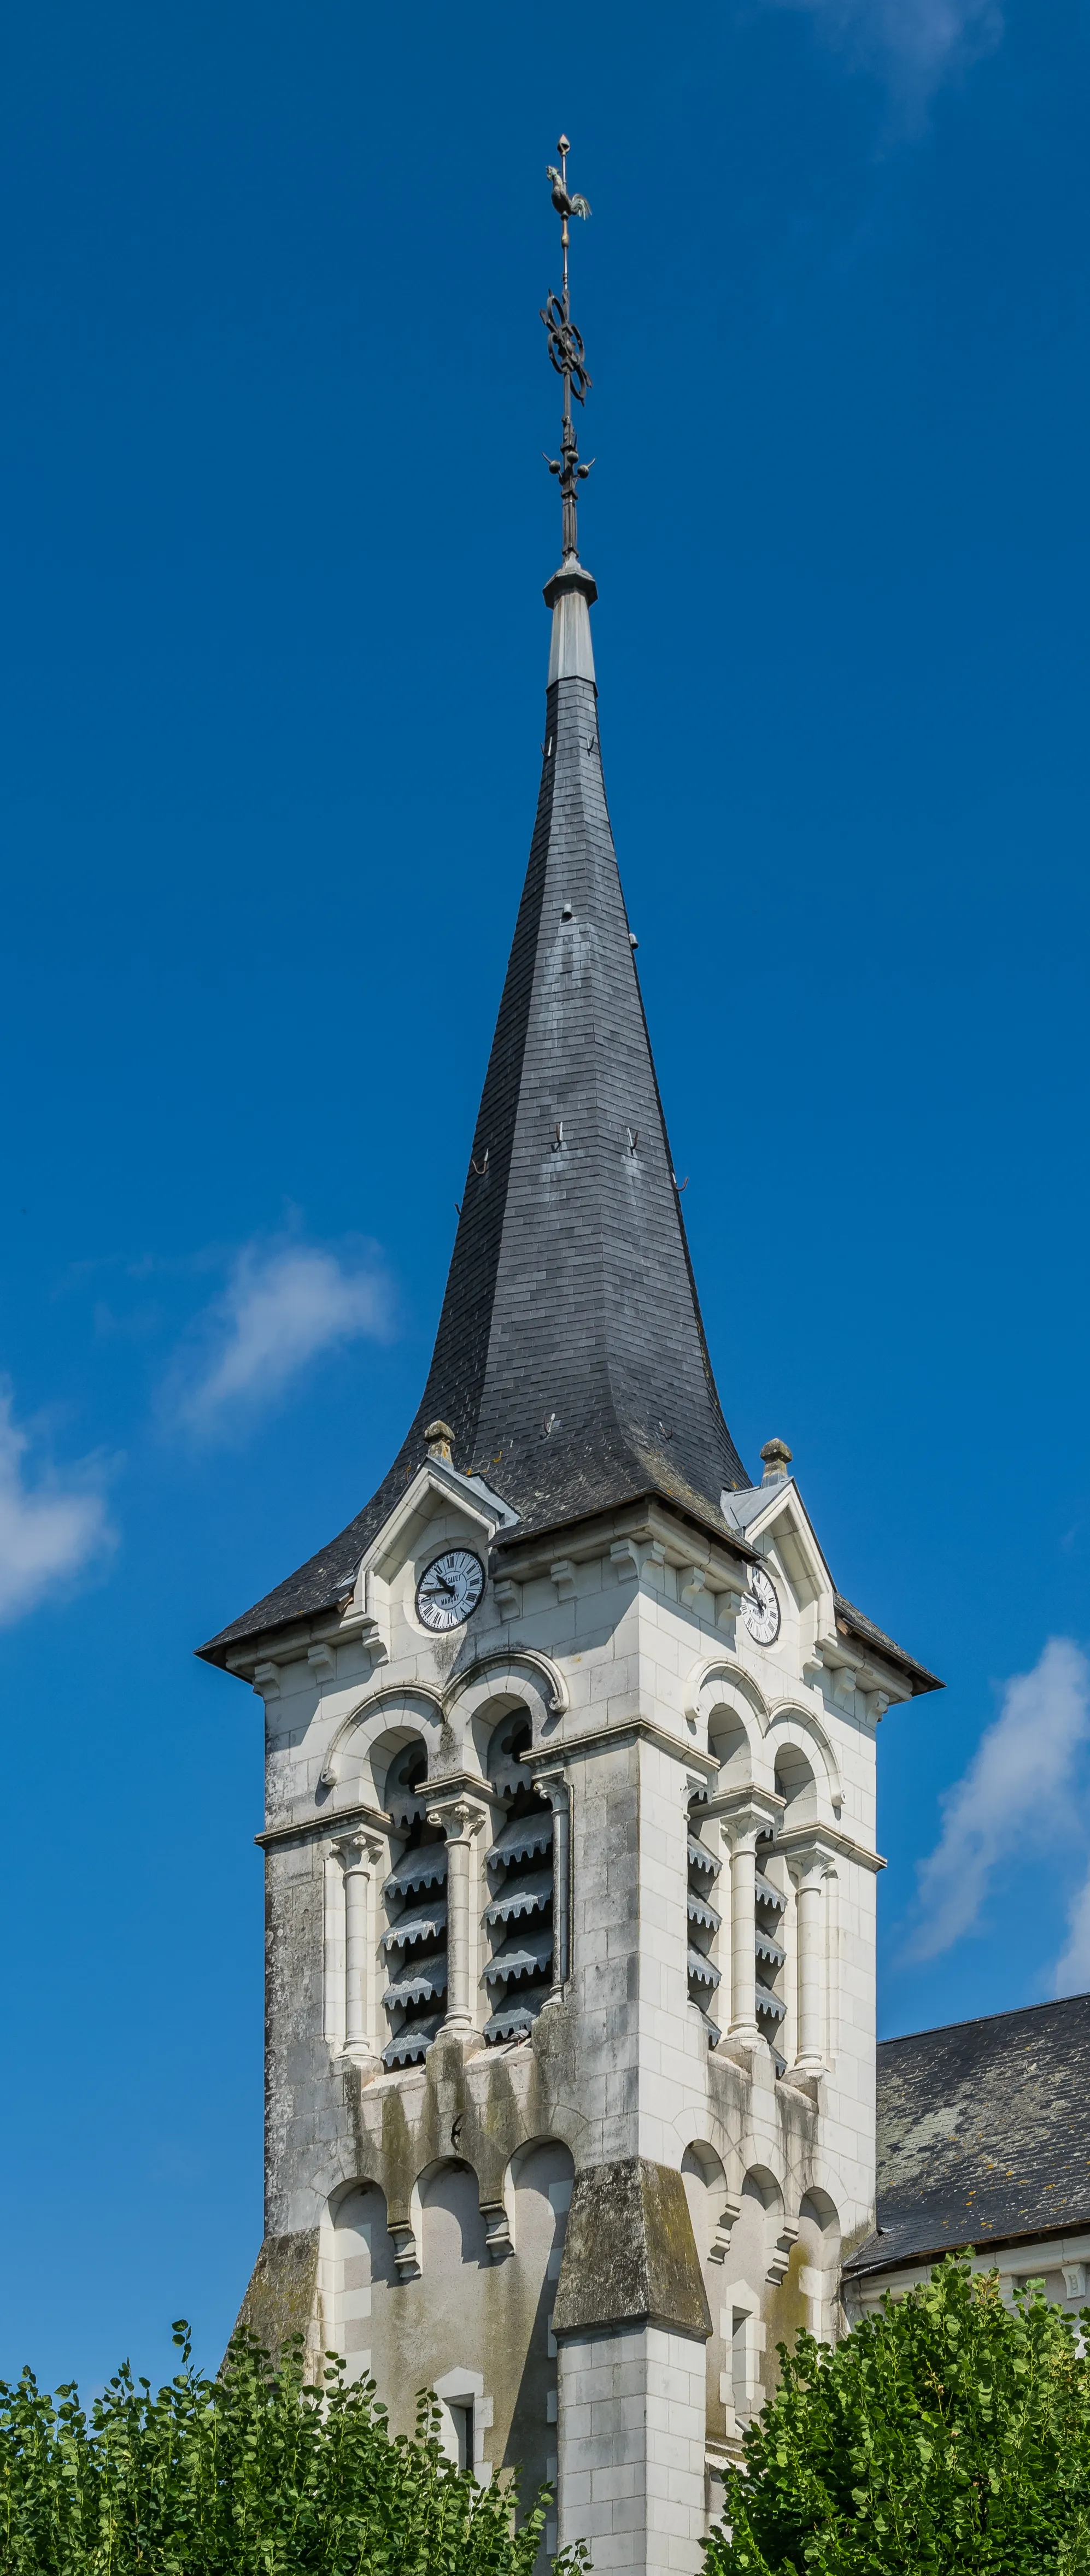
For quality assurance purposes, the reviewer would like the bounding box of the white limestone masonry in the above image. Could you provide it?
[231,1450,911,2572]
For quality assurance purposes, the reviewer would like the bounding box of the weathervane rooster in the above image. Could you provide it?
[546,155,591,226]
[541,135,594,562]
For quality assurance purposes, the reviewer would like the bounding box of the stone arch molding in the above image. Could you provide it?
[685,1659,769,1732]
[684,1660,767,1771]
[320,1685,444,1792]
[320,1650,569,1794]
[326,2170,388,2228]
[684,1662,843,1812]
[446,1648,569,1762]
[671,2104,763,2202]
[766,1704,843,1811]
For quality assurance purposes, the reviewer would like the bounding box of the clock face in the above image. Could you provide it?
[415,1548,485,1633]
[742,1564,780,1647]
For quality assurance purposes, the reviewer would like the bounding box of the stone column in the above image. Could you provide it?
[788,1844,831,2075]
[717,1793,783,2048]
[323,1846,346,2048]
[336,1832,383,2063]
[429,1800,485,2034]
[537,1771,571,2000]
[725,1822,759,2040]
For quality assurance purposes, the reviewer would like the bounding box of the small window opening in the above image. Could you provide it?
[731,2308,760,2416]
[450,2399,475,2476]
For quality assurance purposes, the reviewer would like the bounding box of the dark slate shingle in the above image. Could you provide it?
[834,1595,941,1695]
[846,1993,1090,2276]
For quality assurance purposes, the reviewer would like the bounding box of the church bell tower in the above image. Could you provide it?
[198,140,940,2574]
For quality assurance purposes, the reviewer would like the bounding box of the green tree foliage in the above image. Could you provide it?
[0,2326,589,2576]
[705,2257,1090,2575]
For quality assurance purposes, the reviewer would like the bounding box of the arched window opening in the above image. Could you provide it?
[380,1741,448,2067]
[776,1743,819,1828]
[797,2188,841,2342]
[709,1711,750,1791]
[755,1829,788,2072]
[419,2158,488,2272]
[321,2184,397,2378]
[483,1715,554,2044]
[505,2135,574,2539]
[686,1786,723,2044]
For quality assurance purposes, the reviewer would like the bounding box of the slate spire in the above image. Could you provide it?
[401,560,751,1536]
[200,152,749,1663]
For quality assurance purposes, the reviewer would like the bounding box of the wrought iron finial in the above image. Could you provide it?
[541,135,594,562]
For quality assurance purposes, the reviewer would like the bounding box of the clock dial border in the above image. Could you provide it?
[414,1546,486,1634]
[741,1563,781,1647]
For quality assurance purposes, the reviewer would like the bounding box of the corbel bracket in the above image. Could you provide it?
[708,2192,743,2264]
[389,2221,420,2280]
[610,1536,666,1586]
[481,2202,513,2260]
[766,2217,800,2287]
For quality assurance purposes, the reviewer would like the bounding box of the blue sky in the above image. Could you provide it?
[2,0,1088,2392]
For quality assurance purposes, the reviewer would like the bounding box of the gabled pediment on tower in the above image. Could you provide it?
[721,1475,941,1712]
[358,1454,518,1588]
[720,1476,833,1616]
[341,1447,519,1664]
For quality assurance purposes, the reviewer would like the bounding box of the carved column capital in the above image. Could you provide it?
[332,1828,384,1871]
[534,1767,571,1814]
[718,1790,783,1856]
[427,1797,487,1844]
[784,1836,837,1890]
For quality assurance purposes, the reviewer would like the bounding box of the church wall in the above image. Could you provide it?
[315,2147,572,2513]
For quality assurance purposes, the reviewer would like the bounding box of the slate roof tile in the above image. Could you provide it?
[846,1993,1090,2276]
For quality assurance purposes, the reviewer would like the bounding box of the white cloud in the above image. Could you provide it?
[170,1239,392,1436]
[0,1388,116,1626]
[761,0,1003,100]
[906,1638,1090,1962]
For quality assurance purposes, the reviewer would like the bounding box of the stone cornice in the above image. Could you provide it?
[493,1494,754,1590]
[526,1716,718,1780]
[774,1820,886,1874]
[255,1798,392,1852]
[256,1765,502,1854]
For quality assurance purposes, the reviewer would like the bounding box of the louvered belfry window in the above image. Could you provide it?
[686,1798,723,2043]
[483,1718,555,2044]
[380,1745,449,2067]
[754,1830,789,2069]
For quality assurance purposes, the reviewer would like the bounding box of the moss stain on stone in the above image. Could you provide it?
[236,2229,320,2366]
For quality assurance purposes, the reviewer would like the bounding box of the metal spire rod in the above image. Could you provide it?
[541,135,594,562]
